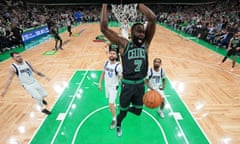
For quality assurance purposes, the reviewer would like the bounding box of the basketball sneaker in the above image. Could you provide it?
[110,120,116,129]
[158,110,164,118]
[41,109,51,115]
[116,126,122,136]
[42,99,48,105]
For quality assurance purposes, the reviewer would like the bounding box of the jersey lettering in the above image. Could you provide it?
[128,48,146,60]
[20,68,32,76]
[121,42,148,80]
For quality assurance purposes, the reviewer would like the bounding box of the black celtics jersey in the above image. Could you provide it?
[121,42,148,80]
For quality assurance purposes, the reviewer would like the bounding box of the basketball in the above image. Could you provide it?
[143,90,163,108]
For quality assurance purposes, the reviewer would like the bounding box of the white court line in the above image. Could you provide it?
[50,70,89,144]
[29,70,78,144]
[164,94,189,144]
[50,62,102,143]
[142,109,168,143]
[164,87,210,142]
[72,106,168,144]
[153,53,231,142]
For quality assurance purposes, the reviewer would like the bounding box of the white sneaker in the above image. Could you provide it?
[110,120,116,129]
[116,126,122,136]
[158,110,164,118]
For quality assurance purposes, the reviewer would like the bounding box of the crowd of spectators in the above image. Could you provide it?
[156,0,240,49]
[0,0,239,54]
[0,0,101,54]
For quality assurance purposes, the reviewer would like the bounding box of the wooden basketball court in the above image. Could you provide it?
[0,23,240,144]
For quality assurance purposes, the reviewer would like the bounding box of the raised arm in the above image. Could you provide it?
[138,4,156,47]
[100,4,128,53]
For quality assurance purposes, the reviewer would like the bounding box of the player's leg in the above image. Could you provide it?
[59,36,63,49]
[67,26,71,36]
[116,83,132,136]
[108,86,118,129]
[156,89,165,118]
[128,82,145,115]
[68,26,72,37]
[231,51,237,71]
[56,35,63,49]
[219,49,233,64]
[55,39,58,50]
[25,84,51,114]
[35,82,49,105]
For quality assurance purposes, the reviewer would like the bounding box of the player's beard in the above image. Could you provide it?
[109,56,116,61]
[16,58,23,63]
[154,65,160,69]
[132,36,144,47]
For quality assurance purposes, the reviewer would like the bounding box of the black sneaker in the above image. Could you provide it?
[41,109,51,115]
[110,120,116,129]
[116,126,122,136]
[42,99,48,105]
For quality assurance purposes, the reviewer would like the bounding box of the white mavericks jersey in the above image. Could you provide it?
[120,23,129,39]
[104,60,122,86]
[12,61,37,87]
[146,67,166,90]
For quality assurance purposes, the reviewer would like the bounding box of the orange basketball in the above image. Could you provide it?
[143,90,163,108]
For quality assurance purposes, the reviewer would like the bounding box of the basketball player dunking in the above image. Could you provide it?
[100,3,156,136]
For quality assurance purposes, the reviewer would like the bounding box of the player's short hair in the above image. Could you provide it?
[109,44,119,53]
[131,23,143,32]
[10,52,19,57]
[153,58,162,63]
